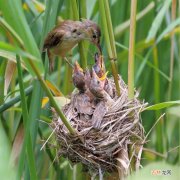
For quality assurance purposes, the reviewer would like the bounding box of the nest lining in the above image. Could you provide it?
[52,76,146,174]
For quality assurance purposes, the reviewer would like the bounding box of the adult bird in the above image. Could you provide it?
[43,20,101,71]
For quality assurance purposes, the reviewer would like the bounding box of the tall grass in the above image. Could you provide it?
[0,0,180,179]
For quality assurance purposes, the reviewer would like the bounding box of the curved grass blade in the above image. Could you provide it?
[115,2,155,37]
[146,0,172,42]
[0,86,33,113]
[156,17,180,44]
[0,17,24,47]
[0,43,43,75]
[144,100,180,111]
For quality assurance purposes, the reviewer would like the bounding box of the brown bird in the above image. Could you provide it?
[89,68,107,98]
[72,61,86,93]
[43,20,101,71]
[81,19,102,54]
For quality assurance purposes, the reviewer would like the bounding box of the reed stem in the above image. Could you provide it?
[167,0,176,100]
[99,0,120,96]
[128,0,137,99]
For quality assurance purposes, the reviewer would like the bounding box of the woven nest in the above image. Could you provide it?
[52,75,147,176]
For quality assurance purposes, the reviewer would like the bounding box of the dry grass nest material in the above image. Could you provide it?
[52,75,147,175]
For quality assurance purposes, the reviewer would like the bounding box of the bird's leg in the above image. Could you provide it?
[63,57,74,68]
[47,49,54,72]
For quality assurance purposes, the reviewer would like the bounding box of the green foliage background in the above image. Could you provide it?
[0,0,179,179]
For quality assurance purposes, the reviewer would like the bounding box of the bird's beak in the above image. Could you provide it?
[91,67,99,79]
[97,43,102,54]
[74,61,83,72]
[99,71,108,81]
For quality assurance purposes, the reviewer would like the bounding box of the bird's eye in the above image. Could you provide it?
[72,29,77,33]
[93,34,97,39]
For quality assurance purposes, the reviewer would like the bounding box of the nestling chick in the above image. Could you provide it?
[72,61,86,93]
[89,68,106,98]
[93,52,104,78]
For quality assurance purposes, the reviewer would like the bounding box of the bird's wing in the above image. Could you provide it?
[43,30,64,50]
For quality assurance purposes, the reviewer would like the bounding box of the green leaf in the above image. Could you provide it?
[16,55,37,180]
[144,100,180,111]
[0,17,24,47]
[146,0,171,42]
[0,120,16,179]
[0,0,40,56]
[0,42,43,75]
[0,0,44,73]
[156,17,180,44]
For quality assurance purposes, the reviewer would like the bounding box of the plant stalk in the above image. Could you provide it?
[99,0,120,96]
[128,0,137,99]
[167,0,176,100]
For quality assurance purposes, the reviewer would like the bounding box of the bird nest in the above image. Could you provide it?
[52,75,146,177]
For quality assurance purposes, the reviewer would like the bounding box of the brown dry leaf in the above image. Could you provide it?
[4,61,16,95]
[10,124,24,167]
[45,80,63,96]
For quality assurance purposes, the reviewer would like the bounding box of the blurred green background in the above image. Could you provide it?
[0,0,179,179]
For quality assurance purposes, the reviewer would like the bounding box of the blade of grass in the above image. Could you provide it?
[29,80,43,146]
[144,100,180,111]
[0,0,43,72]
[156,17,180,44]
[146,0,172,42]
[0,86,33,113]
[0,17,24,48]
[16,55,37,180]
[0,42,43,75]
[128,0,137,99]
[115,2,155,37]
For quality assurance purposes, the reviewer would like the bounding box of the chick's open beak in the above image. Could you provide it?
[74,61,83,71]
